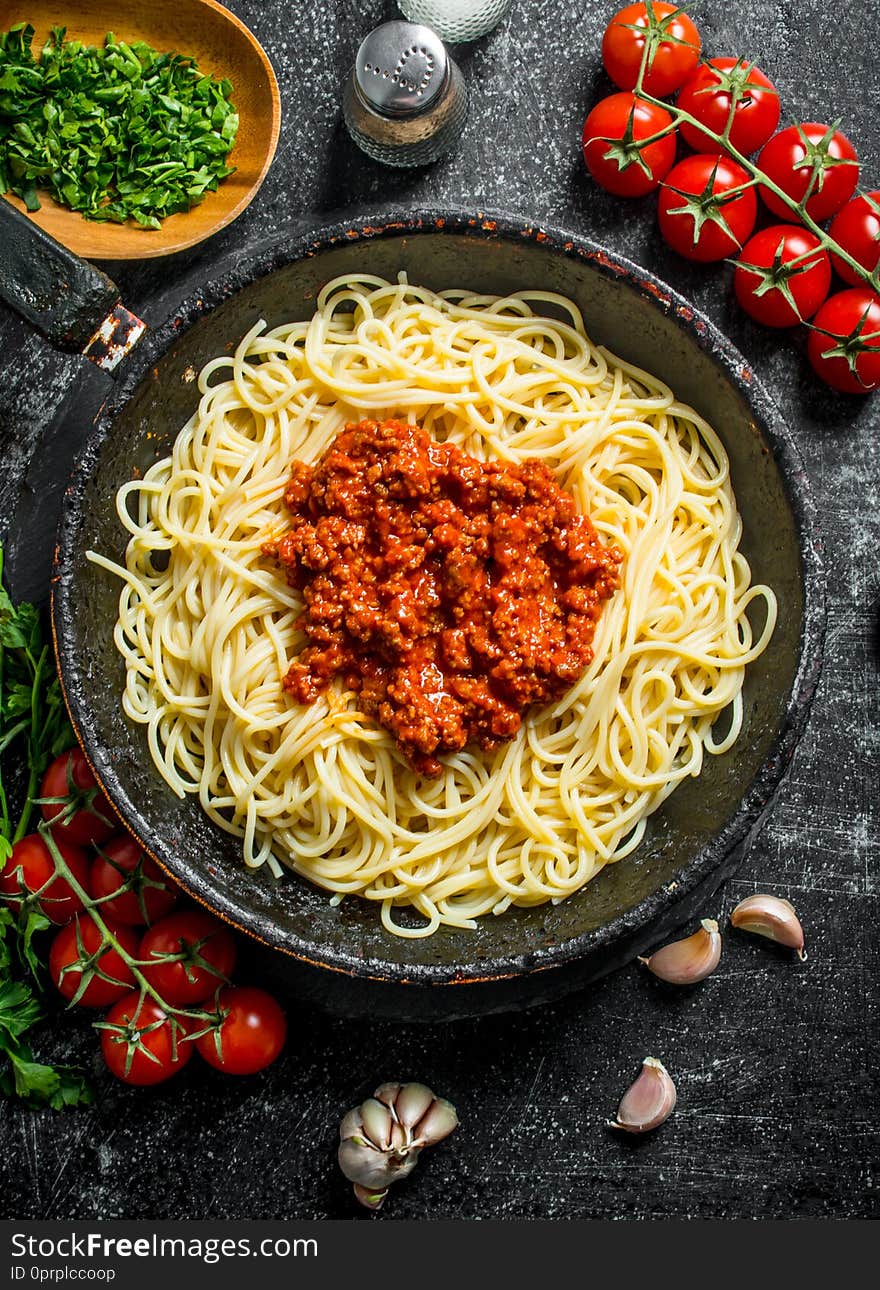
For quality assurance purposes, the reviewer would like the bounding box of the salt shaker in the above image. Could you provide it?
[398,0,513,43]
[343,20,468,167]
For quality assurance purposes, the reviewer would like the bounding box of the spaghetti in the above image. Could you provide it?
[88,274,777,937]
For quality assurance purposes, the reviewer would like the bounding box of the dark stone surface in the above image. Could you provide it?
[1,0,877,1220]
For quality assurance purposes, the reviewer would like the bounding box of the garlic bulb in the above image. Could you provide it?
[338,1082,459,1209]
[639,918,722,984]
[609,1057,677,1134]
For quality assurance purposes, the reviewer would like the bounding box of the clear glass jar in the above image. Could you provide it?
[343,20,468,167]
[397,0,513,43]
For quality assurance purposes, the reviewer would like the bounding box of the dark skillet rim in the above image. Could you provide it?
[52,205,826,985]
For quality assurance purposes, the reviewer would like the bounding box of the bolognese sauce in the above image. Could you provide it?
[265,419,621,777]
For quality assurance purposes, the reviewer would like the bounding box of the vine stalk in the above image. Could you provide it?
[626,9,879,295]
[38,825,222,1050]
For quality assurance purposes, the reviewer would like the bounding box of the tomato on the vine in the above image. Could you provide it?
[40,748,116,849]
[677,57,780,157]
[807,289,880,394]
[49,915,139,1007]
[0,833,91,924]
[601,2,701,98]
[582,92,677,197]
[734,225,831,328]
[99,993,193,1086]
[828,191,880,287]
[138,909,237,1005]
[90,835,178,926]
[194,987,287,1076]
[758,123,859,222]
[657,154,757,262]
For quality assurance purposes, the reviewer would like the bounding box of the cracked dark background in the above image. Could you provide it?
[0,0,877,1220]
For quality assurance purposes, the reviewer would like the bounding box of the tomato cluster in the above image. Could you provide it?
[583,2,880,394]
[0,747,287,1086]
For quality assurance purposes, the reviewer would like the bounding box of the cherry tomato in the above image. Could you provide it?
[194,987,287,1076]
[657,154,757,262]
[40,748,116,849]
[677,57,780,157]
[807,288,880,394]
[49,915,139,1007]
[139,910,237,1005]
[90,835,179,926]
[828,191,880,287]
[0,833,91,924]
[758,123,859,222]
[734,224,831,328]
[601,2,701,98]
[582,93,676,197]
[100,993,193,1086]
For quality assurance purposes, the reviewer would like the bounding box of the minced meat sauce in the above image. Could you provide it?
[264,419,622,778]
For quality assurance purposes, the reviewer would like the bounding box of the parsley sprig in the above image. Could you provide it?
[0,549,72,852]
[0,550,234,1100]
[0,22,238,229]
[0,544,92,1108]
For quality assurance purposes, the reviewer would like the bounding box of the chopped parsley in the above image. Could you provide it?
[0,21,238,229]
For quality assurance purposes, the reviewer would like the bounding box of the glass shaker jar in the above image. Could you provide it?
[343,20,468,168]
[397,0,514,43]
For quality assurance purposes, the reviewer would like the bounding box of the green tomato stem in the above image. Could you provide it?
[632,64,878,291]
[38,823,204,1030]
[13,647,48,844]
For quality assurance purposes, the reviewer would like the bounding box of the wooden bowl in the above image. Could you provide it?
[1,0,280,259]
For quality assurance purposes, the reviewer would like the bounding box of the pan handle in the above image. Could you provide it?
[0,199,146,373]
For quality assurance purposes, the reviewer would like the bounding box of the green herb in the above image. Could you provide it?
[0,966,92,1108]
[0,22,238,229]
[0,548,231,1104]
[0,545,72,851]
[0,544,92,1108]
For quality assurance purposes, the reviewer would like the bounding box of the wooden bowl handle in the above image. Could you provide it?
[0,199,146,372]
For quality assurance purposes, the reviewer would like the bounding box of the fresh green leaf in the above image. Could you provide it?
[0,542,89,1109]
[0,978,43,1042]
[49,1066,95,1109]
[21,908,51,978]
[8,1048,58,1102]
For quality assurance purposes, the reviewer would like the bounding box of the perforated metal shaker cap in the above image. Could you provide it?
[354,20,450,118]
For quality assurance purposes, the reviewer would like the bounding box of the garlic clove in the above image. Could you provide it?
[609,1057,677,1134]
[338,1137,420,1190]
[389,1119,408,1152]
[360,1097,393,1149]
[339,1107,364,1142]
[730,894,806,959]
[639,918,722,984]
[373,1081,402,1110]
[353,1183,388,1211]
[414,1096,459,1147]
[394,1082,436,1131]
